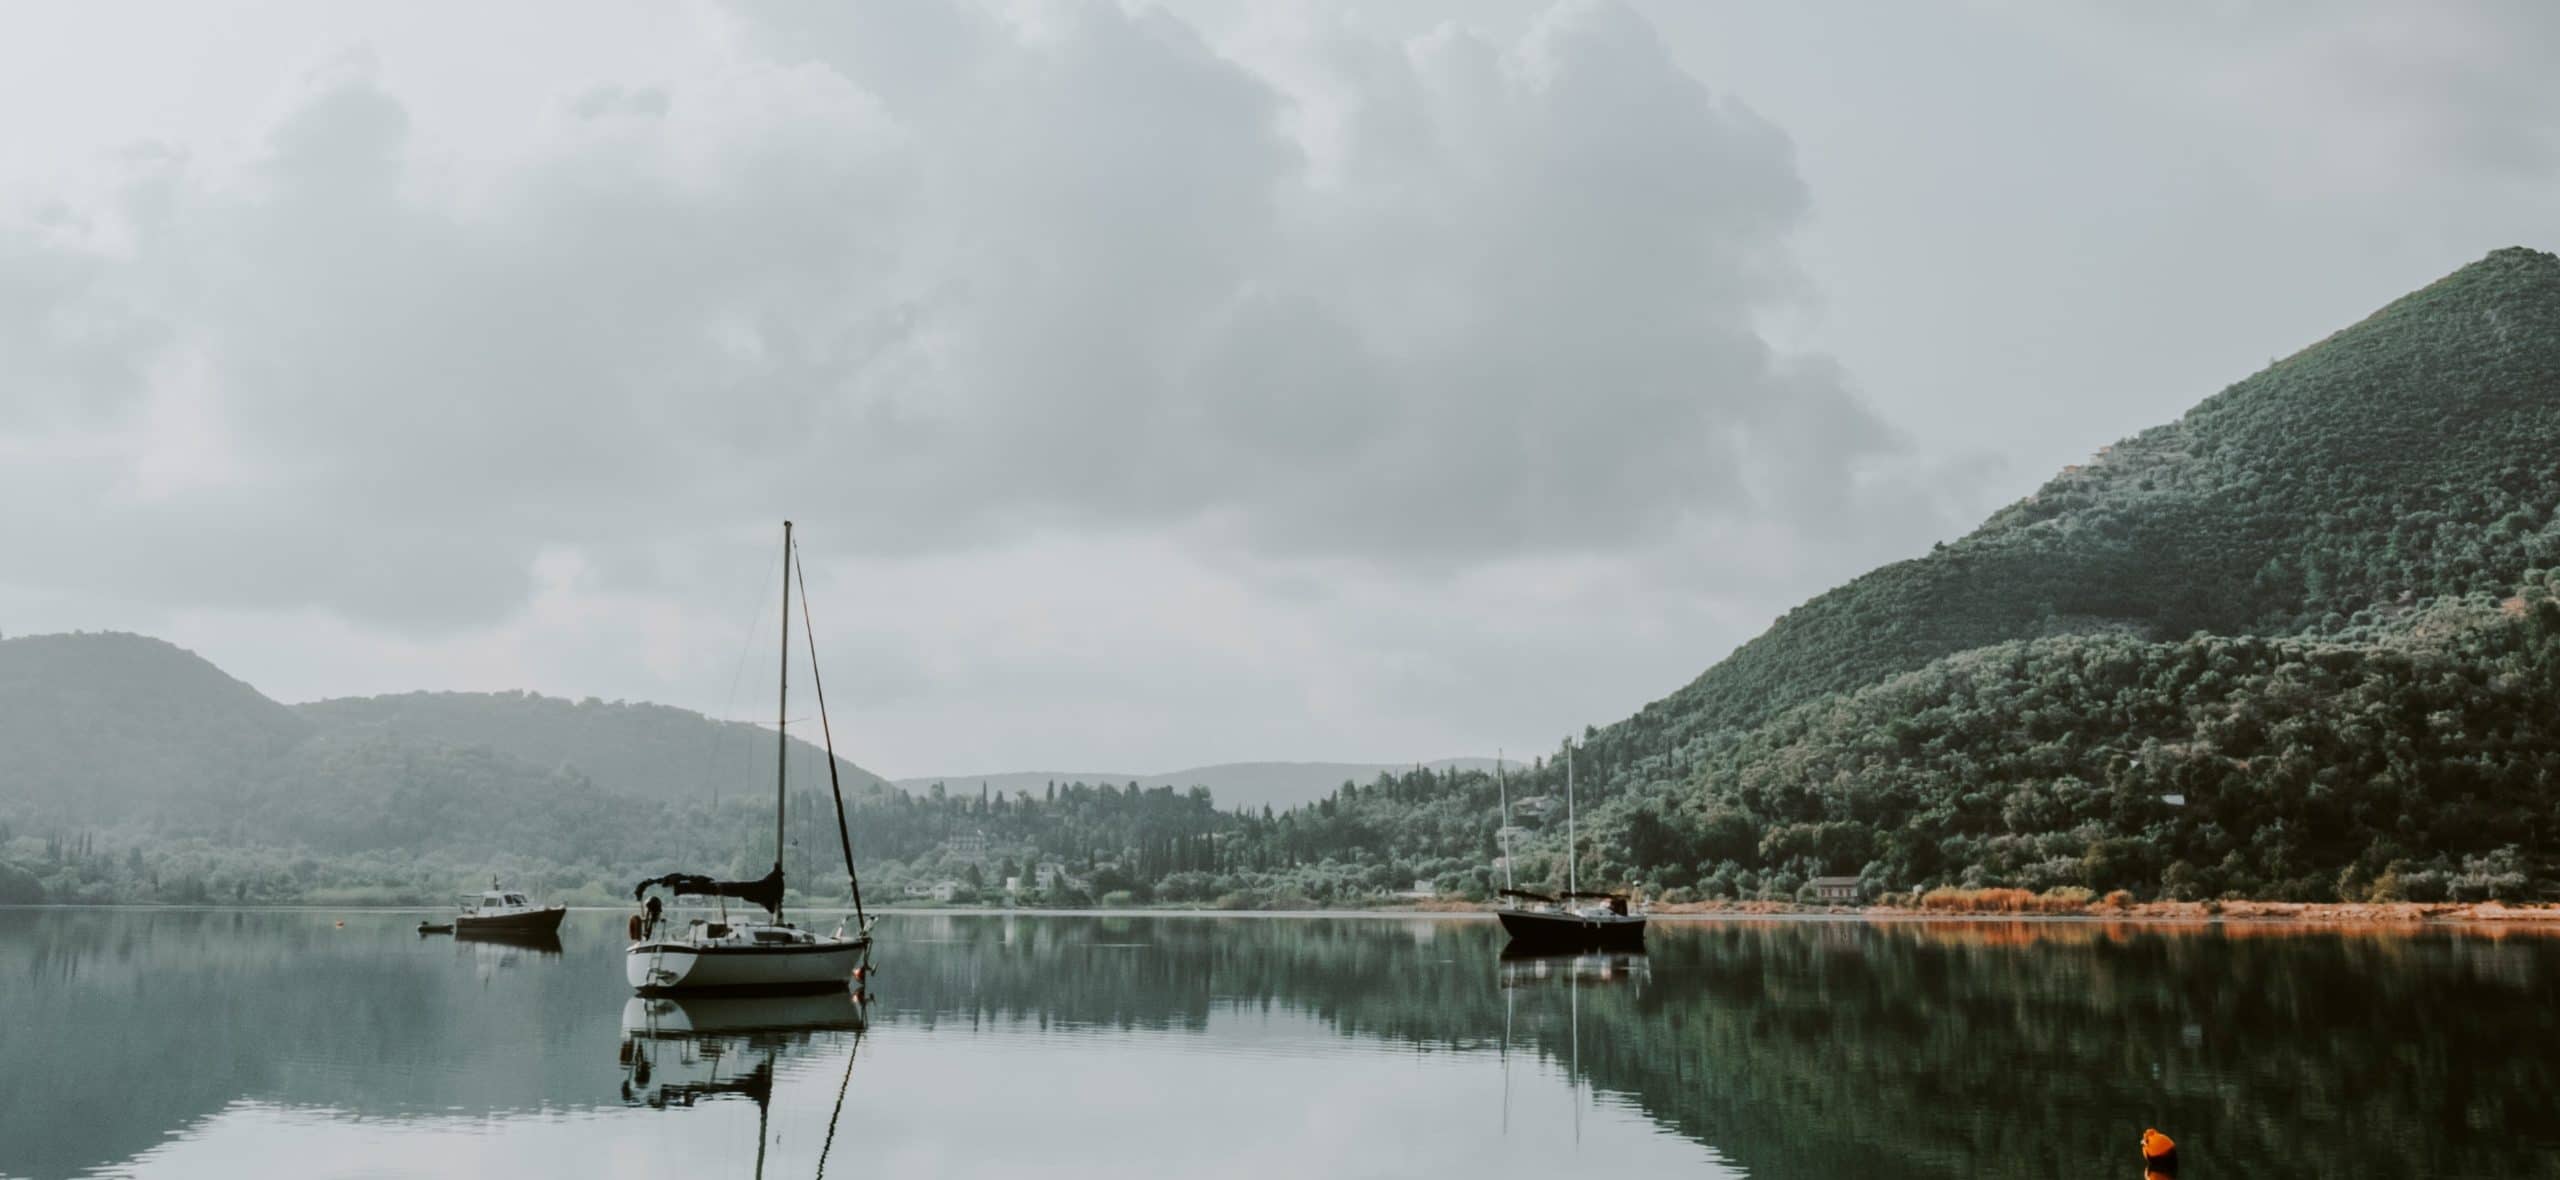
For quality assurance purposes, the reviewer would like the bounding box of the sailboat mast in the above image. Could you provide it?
[1498,749,1512,890]
[1566,743,1576,896]
[776,521,793,923]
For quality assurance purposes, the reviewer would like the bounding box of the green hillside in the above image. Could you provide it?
[0,632,312,822]
[1542,246,2560,899]
[1657,246,2560,742]
[0,634,892,905]
[296,690,888,804]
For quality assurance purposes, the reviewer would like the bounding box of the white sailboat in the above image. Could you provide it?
[627,521,875,995]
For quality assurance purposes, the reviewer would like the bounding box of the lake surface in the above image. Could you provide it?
[4,909,2557,1179]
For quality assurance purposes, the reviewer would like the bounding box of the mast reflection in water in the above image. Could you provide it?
[5,908,2557,1179]
[618,991,870,1179]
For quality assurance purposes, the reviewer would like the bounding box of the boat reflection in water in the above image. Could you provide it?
[1496,948,1650,990]
[454,927,564,955]
[1496,948,1648,1145]
[618,989,872,1178]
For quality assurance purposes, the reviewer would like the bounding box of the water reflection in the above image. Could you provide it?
[2,909,2556,1179]
[617,993,870,1180]
[1496,949,1651,989]
[451,928,565,955]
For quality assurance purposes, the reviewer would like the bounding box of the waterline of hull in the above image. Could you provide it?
[1496,908,1646,951]
[626,937,870,995]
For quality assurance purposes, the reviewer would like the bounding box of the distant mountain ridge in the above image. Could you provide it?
[895,759,1502,813]
[0,632,885,833]
[298,690,890,804]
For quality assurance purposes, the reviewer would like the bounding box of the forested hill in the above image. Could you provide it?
[1659,245,2560,740]
[0,632,885,826]
[297,691,889,804]
[1538,246,2560,902]
[0,632,312,818]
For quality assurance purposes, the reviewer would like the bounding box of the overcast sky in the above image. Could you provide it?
[3,1,2554,778]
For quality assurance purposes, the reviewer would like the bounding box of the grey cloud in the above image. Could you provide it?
[1,0,1910,630]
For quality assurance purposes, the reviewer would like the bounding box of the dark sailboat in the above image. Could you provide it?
[1491,743,1645,951]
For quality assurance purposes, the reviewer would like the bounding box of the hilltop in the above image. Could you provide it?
[0,632,313,819]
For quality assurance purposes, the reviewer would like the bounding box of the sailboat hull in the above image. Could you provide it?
[1497,908,1645,951]
[627,936,871,995]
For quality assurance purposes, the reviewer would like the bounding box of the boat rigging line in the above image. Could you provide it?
[791,532,870,929]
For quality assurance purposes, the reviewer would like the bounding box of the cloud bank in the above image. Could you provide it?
[2,0,1913,642]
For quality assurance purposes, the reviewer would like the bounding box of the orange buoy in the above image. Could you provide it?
[334,919,345,928]
[2140,1128,2178,1171]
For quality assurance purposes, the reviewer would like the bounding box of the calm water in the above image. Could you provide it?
[4,909,2557,1179]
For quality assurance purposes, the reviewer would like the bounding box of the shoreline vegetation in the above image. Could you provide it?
[11,896,2559,928]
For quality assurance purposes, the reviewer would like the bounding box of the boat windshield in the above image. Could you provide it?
[504,894,527,906]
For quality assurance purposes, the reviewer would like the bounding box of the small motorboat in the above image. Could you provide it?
[450,883,569,937]
[417,921,455,935]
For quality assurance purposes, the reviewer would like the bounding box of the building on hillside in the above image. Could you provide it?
[1393,879,1436,900]
[1810,876,1862,904]
[902,881,936,899]
[945,831,988,862]
[930,879,962,903]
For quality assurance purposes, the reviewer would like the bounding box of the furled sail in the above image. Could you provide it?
[632,866,785,915]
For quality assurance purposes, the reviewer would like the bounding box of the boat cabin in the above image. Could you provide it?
[467,892,534,914]
[665,917,829,949]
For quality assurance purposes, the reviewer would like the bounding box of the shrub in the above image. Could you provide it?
[2040,886,2095,910]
